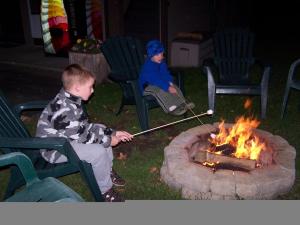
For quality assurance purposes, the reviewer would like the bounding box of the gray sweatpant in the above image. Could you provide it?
[41,142,113,194]
[143,84,186,113]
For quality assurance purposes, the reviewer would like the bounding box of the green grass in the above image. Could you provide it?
[1,40,300,201]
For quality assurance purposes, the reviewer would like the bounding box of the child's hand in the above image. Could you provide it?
[111,135,121,146]
[115,131,133,142]
[168,86,177,94]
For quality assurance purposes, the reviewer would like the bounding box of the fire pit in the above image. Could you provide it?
[160,119,296,200]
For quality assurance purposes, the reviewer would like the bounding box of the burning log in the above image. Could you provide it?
[211,143,235,155]
[193,150,256,171]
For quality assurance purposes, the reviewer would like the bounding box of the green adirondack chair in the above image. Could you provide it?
[281,58,300,118]
[203,28,271,118]
[0,152,84,202]
[101,36,185,131]
[0,90,104,201]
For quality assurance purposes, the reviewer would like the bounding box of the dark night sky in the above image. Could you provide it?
[249,1,300,41]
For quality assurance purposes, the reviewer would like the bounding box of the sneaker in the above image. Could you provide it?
[172,108,187,116]
[168,105,177,112]
[111,169,126,187]
[103,188,125,202]
[170,104,187,116]
[185,102,195,110]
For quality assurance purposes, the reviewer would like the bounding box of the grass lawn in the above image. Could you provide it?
[0,40,299,201]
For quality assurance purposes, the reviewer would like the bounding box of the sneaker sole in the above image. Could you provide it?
[112,182,126,187]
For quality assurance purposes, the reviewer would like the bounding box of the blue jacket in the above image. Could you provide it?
[138,58,174,93]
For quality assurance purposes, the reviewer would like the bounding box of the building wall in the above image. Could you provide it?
[27,0,42,39]
[167,0,212,44]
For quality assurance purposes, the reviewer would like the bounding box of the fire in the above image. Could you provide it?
[209,116,266,160]
[244,98,252,109]
[202,161,219,167]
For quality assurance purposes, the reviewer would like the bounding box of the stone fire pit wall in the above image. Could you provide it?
[160,124,296,200]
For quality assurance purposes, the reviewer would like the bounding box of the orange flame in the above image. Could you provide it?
[244,98,252,109]
[209,116,266,160]
[202,161,219,167]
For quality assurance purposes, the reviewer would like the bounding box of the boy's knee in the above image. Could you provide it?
[71,142,111,163]
[90,146,108,159]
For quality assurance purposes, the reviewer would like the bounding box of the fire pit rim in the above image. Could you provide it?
[161,123,296,200]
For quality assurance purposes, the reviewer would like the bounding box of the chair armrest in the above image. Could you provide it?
[54,197,82,202]
[0,137,80,166]
[202,58,218,84]
[289,58,300,69]
[286,58,300,83]
[14,101,49,116]
[261,65,271,88]
[0,152,40,186]
[203,64,216,86]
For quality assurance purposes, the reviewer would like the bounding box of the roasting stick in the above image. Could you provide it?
[133,110,214,137]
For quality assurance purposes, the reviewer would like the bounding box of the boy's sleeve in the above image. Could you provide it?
[87,123,116,148]
[160,62,174,84]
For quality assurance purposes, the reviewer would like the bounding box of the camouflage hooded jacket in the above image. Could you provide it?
[36,88,114,148]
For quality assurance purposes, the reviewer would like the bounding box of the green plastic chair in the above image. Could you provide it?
[203,28,271,118]
[0,90,104,201]
[0,152,84,202]
[281,58,300,118]
[101,36,185,131]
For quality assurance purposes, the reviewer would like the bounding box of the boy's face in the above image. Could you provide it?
[75,77,95,101]
[151,52,164,63]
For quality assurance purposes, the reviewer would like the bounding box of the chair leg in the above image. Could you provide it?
[116,94,125,116]
[260,67,270,119]
[206,66,216,115]
[208,85,216,114]
[116,97,125,115]
[260,82,269,119]
[140,106,149,131]
[281,86,291,119]
[136,100,149,131]
[78,161,104,202]
[261,93,267,119]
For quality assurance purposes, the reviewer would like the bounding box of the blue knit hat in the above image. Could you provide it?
[146,40,164,58]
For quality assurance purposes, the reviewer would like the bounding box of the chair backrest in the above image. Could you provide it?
[0,152,84,202]
[213,28,255,84]
[101,36,145,81]
[0,91,31,154]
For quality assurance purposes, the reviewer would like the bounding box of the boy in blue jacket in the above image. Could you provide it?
[138,40,194,115]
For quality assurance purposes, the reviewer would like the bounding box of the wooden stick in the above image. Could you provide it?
[133,110,213,137]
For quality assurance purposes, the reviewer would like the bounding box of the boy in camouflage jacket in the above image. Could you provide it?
[36,64,133,202]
